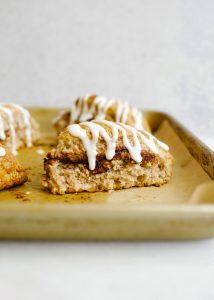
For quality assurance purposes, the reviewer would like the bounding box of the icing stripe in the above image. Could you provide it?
[67,120,169,170]
[0,146,6,157]
[0,103,33,154]
[64,94,144,130]
[6,103,32,147]
[0,106,17,154]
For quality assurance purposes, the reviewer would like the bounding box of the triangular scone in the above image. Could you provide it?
[0,103,40,155]
[53,94,151,133]
[0,145,27,190]
[43,120,173,194]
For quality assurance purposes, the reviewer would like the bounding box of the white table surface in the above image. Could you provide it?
[0,240,214,300]
[0,1,214,299]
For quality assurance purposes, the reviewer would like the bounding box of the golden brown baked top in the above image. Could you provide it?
[0,103,40,154]
[47,120,170,171]
[53,94,151,132]
[0,144,27,190]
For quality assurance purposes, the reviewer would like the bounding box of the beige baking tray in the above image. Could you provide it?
[0,108,213,240]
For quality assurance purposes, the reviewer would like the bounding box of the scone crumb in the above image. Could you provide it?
[37,149,45,155]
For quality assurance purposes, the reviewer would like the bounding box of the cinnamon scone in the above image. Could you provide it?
[0,103,40,154]
[0,144,27,190]
[53,94,150,133]
[43,120,173,194]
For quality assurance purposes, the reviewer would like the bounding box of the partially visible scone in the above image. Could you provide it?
[43,120,173,194]
[0,103,40,154]
[53,94,151,133]
[0,144,27,190]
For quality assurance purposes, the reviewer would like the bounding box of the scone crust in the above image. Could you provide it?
[53,95,151,133]
[3,117,40,151]
[0,146,27,190]
[44,120,173,194]
[51,124,166,163]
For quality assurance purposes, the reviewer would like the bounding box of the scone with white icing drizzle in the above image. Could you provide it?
[0,103,40,154]
[53,94,151,133]
[0,144,27,190]
[42,120,173,194]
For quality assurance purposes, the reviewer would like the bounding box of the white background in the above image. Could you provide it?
[0,0,214,143]
[0,1,214,299]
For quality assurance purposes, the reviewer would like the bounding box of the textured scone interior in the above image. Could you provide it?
[42,150,173,194]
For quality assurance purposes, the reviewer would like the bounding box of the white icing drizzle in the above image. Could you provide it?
[67,94,144,130]
[0,106,17,155]
[132,107,144,130]
[67,120,169,171]
[52,110,67,125]
[0,103,32,154]
[7,103,32,147]
[0,146,6,157]
[0,116,6,141]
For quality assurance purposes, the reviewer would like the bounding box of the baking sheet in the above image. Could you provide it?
[0,108,210,206]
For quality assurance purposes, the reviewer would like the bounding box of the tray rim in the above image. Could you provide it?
[0,202,214,214]
[0,107,214,239]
